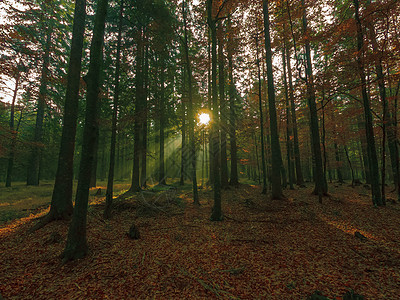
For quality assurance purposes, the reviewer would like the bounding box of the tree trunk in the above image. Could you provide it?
[62,0,108,262]
[27,29,52,186]
[208,0,222,221]
[353,0,383,206]
[182,0,199,204]
[104,0,123,220]
[130,27,145,192]
[180,66,187,186]
[227,16,239,187]
[89,126,99,188]
[158,58,166,185]
[263,0,283,199]
[141,41,149,189]
[302,0,326,201]
[218,22,229,190]
[282,45,294,190]
[5,72,20,188]
[31,0,87,230]
[255,34,267,194]
[285,44,304,186]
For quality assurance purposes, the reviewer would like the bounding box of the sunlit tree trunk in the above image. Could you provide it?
[158,57,166,185]
[62,0,108,261]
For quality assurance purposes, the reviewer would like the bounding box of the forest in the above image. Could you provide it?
[0,0,400,299]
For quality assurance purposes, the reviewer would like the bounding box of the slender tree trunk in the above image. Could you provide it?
[89,126,99,188]
[183,0,199,204]
[62,0,108,261]
[130,27,145,192]
[104,0,123,219]
[218,22,229,190]
[282,45,294,190]
[302,0,326,201]
[344,145,355,186]
[27,29,52,186]
[263,0,283,199]
[158,58,166,185]
[285,44,304,186]
[5,72,20,188]
[353,0,383,206]
[227,16,238,187]
[207,30,214,186]
[208,0,222,221]
[141,41,149,188]
[180,67,187,186]
[255,34,267,194]
[334,142,344,183]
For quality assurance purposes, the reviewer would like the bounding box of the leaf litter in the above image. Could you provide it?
[1,183,400,299]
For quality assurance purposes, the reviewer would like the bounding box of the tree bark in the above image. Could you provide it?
[302,0,326,201]
[208,0,222,221]
[5,72,20,188]
[255,34,267,194]
[27,28,52,186]
[263,0,284,199]
[353,0,383,206]
[227,16,238,187]
[62,0,108,262]
[104,0,123,220]
[182,0,199,204]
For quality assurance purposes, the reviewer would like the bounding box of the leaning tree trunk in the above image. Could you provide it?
[31,0,87,231]
[208,0,222,221]
[104,0,123,220]
[62,0,108,261]
[183,0,199,204]
[27,29,52,186]
[353,0,383,206]
[263,0,283,199]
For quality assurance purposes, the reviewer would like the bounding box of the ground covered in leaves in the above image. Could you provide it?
[1,182,400,299]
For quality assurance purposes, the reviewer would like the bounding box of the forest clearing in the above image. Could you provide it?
[1,182,400,299]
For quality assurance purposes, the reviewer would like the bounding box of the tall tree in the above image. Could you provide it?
[227,15,239,187]
[62,0,109,261]
[182,0,199,204]
[301,0,326,201]
[31,0,87,229]
[27,26,52,186]
[263,0,284,199]
[353,0,383,206]
[255,33,267,194]
[104,0,124,219]
[208,0,222,221]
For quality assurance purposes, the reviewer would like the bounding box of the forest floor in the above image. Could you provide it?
[1,181,400,299]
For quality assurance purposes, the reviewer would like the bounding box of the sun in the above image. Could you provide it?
[198,113,210,125]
